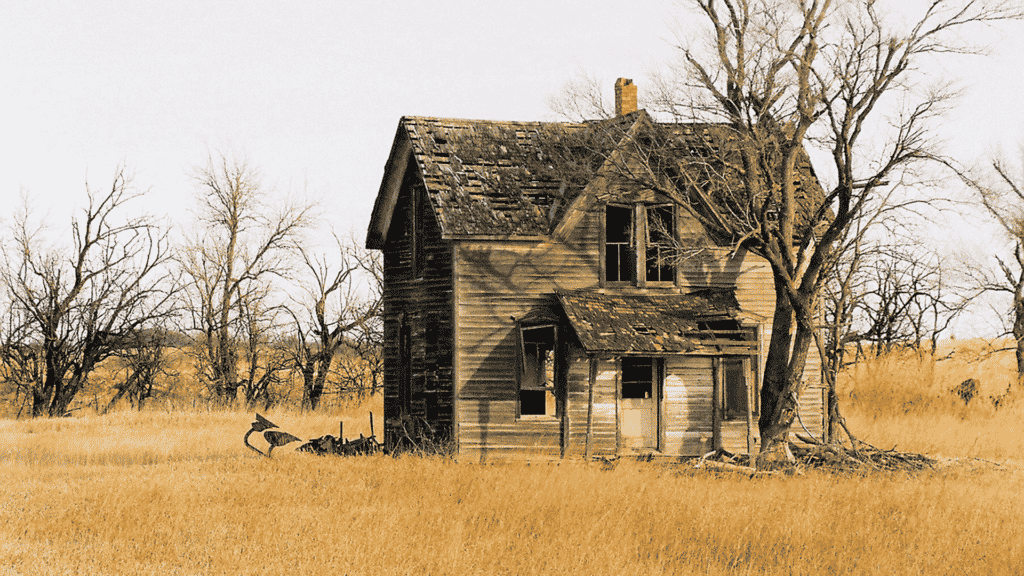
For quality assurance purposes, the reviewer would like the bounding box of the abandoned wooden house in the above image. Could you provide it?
[366,79,827,460]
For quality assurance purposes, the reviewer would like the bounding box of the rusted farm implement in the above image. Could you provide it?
[243,412,383,458]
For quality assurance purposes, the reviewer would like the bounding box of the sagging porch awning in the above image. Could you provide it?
[554,288,757,356]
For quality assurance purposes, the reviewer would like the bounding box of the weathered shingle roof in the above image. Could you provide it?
[368,109,826,247]
[402,115,629,236]
[556,288,756,355]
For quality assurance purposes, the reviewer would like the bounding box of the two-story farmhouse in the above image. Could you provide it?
[366,79,827,461]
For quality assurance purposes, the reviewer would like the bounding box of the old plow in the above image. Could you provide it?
[242,412,383,458]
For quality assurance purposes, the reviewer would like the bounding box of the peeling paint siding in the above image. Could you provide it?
[663,356,715,456]
[454,231,602,456]
[565,360,617,457]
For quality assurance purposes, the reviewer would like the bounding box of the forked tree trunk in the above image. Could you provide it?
[757,276,815,469]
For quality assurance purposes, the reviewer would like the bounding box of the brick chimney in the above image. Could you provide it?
[614,78,637,116]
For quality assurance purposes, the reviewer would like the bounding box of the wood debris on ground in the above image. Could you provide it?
[693,436,938,475]
[791,435,936,472]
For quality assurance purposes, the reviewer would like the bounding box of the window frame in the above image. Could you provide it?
[602,201,677,287]
[644,204,676,285]
[721,356,758,421]
[603,203,635,284]
[621,357,658,399]
[516,323,560,419]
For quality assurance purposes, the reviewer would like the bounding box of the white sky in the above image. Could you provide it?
[0,0,681,237]
[1,0,1023,335]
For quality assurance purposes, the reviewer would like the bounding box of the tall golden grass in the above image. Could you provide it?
[839,339,1024,461]
[1,343,1023,575]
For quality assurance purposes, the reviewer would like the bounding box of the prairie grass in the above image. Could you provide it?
[2,344,1024,575]
[839,339,1024,460]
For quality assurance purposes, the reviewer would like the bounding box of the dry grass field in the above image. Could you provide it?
[1,341,1023,575]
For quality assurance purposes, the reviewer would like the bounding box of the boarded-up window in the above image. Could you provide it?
[519,325,557,417]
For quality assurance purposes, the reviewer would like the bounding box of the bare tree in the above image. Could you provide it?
[0,170,174,417]
[179,153,311,404]
[286,235,382,410]
[236,286,292,409]
[654,0,1024,467]
[964,151,1024,380]
[104,326,178,412]
[547,0,1019,466]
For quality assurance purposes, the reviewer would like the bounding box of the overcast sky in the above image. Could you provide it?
[0,0,682,236]
[2,1,1023,333]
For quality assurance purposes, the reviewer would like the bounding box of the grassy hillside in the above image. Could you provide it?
[839,339,1023,460]
[1,343,1022,575]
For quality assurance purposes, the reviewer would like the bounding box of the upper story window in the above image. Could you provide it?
[604,203,677,285]
[605,205,634,283]
[645,205,675,283]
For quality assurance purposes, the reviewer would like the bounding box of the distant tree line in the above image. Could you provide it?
[0,155,382,418]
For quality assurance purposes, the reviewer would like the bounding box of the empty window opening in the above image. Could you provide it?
[605,205,633,282]
[621,357,654,399]
[645,205,675,282]
[722,358,755,420]
[605,202,676,285]
[520,325,557,417]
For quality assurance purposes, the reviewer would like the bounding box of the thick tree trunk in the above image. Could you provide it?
[1014,291,1024,385]
[757,277,814,469]
[213,332,239,403]
[304,352,334,411]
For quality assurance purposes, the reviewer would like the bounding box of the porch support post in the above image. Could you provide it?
[744,356,754,456]
[712,357,721,451]
[614,356,621,455]
[586,355,596,459]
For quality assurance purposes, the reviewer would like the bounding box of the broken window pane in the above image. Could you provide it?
[723,358,750,420]
[646,204,675,282]
[520,325,557,417]
[621,357,654,399]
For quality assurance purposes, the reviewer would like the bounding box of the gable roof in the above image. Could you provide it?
[366,112,642,248]
[366,110,826,249]
[556,288,756,355]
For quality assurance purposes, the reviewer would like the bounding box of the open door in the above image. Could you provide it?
[620,357,659,451]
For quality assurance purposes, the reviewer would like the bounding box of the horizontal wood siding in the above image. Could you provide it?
[662,356,714,457]
[446,192,826,457]
[681,246,827,445]
[565,358,617,457]
[454,215,601,457]
[381,159,455,447]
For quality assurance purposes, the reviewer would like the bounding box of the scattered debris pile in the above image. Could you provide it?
[298,413,382,456]
[695,436,936,475]
[792,435,936,472]
[242,412,382,458]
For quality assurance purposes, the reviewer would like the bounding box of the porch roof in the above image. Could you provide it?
[555,288,756,355]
